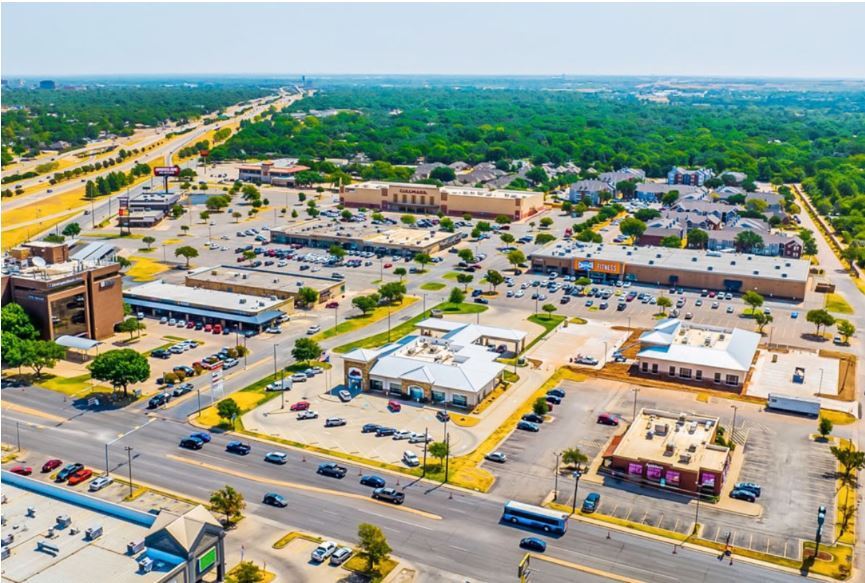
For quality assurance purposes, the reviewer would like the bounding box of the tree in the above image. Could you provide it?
[378,281,406,304]
[430,166,456,182]
[296,286,319,307]
[199,211,211,223]
[448,287,465,304]
[393,267,407,281]
[734,230,764,253]
[2,303,37,339]
[414,253,432,271]
[806,309,835,336]
[534,233,555,245]
[526,166,548,185]
[170,204,185,219]
[659,236,682,248]
[209,484,245,526]
[486,269,504,292]
[216,398,242,427]
[292,337,322,365]
[62,222,81,237]
[533,397,550,417]
[687,228,709,250]
[471,227,481,239]
[232,211,242,223]
[357,523,392,575]
[19,340,65,378]
[837,320,855,343]
[456,273,473,291]
[352,294,379,315]
[117,317,146,340]
[660,190,679,207]
[753,310,773,334]
[499,232,515,245]
[142,236,156,250]
[619,217,646,242]
[328,244,346,260]
[174,245,198,268]
[428,441,449,469]
[541,303,557,320]
[226,562,264,583]
[539,217,554,229]
[562,447,588,469]
[742,290,764,315]
[575,277,591,286]
[634,208,661,222]
[242,250,256,262]
[561,201,573,214]
[818,417,834,440]
[89,348,150,394]
[400,214,416,227]
[457,248,475,264]
[831,445,865,488]
[506,249,526,272]
[656,296,672,314]
[340,209,353,221]
[439,217,455,232]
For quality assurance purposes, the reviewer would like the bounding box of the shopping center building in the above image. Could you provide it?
[341,181,545,221]
[529,242,810,299]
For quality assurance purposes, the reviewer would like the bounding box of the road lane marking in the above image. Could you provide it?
[1,402,66,423]
[166,454,441,521]
[532,554,647,583]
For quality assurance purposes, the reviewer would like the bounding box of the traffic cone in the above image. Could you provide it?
[672,545,677,554]
[449,491,453,500]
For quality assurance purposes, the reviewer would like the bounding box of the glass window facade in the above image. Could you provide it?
[50,293,87,337]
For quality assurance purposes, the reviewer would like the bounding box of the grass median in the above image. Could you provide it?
[825,293,854,315]
[311,297,418,342]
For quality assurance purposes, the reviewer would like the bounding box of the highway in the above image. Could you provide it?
[1,385,804,582]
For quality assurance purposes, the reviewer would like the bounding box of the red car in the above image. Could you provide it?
[325,301,339,309]
[384,263,393,269]
[42,459,63,473]
[289,401,310,411]
[10,465,33,476]
[67,468,93,486]
[597,413,619,426]
[204,324,213,332]
[387,400,402,413]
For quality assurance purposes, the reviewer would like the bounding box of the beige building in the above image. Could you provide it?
[185,265,344,307]
[341,181,545,221]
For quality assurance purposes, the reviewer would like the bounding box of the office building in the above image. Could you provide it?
[237,161,309,186]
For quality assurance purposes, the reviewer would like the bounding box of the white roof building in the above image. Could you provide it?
[636,319,760,387]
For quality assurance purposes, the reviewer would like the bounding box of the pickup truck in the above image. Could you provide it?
[372,487,405,504]
[316,462,347,479]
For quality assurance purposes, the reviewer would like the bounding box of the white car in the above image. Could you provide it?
[311,541,337,562]
[408,432,432,444]
[307,325,321,335]
[514,290,525,298]
[89,475,113,491]
[403,451,419,467]
[392,430,413,440]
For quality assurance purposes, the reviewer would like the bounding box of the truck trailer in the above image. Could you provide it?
[766,393,820,418]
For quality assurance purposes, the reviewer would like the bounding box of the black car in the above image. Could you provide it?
[521,413,544,424]
[263,493,287,507]
[375,427,396,437]
[545,394,562,405]
[317,463,347,478]
[226,441,251,455]
[519,537,547,553]
[179,437,204,450]
[436,411,450,423]
[147,393,170,409]
[730,489,756,503]
[56,463,84,481]
[361,423,381,434]
[150,349,170,360]
[547,388,566,399]
[360,475,386,488]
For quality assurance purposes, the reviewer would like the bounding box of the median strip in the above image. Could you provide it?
[165,454,442,520]
[1,402,67,423]
[532,554,646,583]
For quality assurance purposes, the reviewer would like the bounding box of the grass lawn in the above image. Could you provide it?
[524,314,566,352]
[442,271,460,280]
[343,554,398,582]
[272,531,322,549]
[126,256,170,282]
[162,238,182,245]
[225,563,276,583]
[825,293,854,315]
[311,297,418,342]
[38,374,112,396]
[333,302,487,353]
[420,282,447,291]
[196,371,288,429]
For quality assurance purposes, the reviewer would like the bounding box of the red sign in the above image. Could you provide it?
[199,150,210,157]
[153,165,181,177]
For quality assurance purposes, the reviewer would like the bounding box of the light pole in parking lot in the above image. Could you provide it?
[729,405,739,445]
[818,368,824,398]
[124,446,134,499]
[273,343,279,377]
[553,452,561,501]
[631,387,640,422]
[422,428,429,477]
[570,468,583,515]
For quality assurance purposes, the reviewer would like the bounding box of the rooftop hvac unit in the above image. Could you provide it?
[85,525,103,541]
[55,515,71,528]
[719,334,725,340]
[688,422,698,434]
[645,430,654,439]
[680,453,692,464]
[242,274,248,279]
[664,443,675,455]
[239,298,247,304]
[654,423,669,435]
[688,443,697,452]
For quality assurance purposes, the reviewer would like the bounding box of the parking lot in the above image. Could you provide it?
[486,378,843,560]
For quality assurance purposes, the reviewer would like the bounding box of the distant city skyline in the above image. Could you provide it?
[3,3,865,79]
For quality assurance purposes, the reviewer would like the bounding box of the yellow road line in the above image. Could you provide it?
[1,402,66,423]
[166,453,442,521]
[532,554,646,583]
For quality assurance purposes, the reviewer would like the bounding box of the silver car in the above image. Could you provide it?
[329,546,352,566]
[89,475,113,491]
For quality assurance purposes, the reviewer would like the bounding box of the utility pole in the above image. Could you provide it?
[444,432,450,483]
[16,421,21,452]
[125,446,134,498]
[422,428,429,477]
[730,405,739,445]
[570,469,582,515]
[387,309,391,342]
[632,387,640,421]
[273,343,279,377]
[553,452,561,501]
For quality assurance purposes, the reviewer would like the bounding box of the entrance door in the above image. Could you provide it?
[408,386,425,402]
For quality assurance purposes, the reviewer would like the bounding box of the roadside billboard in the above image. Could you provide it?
[153,165,181,177]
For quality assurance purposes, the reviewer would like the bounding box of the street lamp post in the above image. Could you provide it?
[818,368,824,397]
[730,405,739,445]
[124,446,134,498]
[554,452,561,501]
[16,421,21,452]
[632,387,640,421]
[570,469,583,515]
[444,432,451,483]
[273,343,279,377]
[422,427,429,477]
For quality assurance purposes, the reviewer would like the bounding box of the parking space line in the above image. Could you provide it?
[166,454,442,520]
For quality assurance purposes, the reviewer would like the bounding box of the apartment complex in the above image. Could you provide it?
[667,167,714,187]
[341,181,545,220]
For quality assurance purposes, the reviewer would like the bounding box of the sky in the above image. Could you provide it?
[2,2,865,79]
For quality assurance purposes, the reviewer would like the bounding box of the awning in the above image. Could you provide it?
[124,298,283,325]
[55,335,101,351]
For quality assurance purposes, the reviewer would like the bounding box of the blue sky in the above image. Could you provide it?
[3,2,864,78]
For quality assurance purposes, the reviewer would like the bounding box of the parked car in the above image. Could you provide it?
[290,401,310,411]
[329,547,353,566]
[306,325,321,335]
[582,492,601,513]
[519,537,547,552]
[517,420,540,432]
[179,437,204,450]
[360,475,386,488]
[42,459,63,473]
[485,451,507,463]
[375,427,396,437]
[56,463,84,481]
[734,482,762,497]
[324,417,347,428]
[522,413,544,424]
[311,541,338,562]
[89,475,113,491]
[730,489,756,503]
[290,373,308,382]
[545,394,562,405]
[393,430,412,440]
[264,452,288,465]
[67,468,93,486]
[338,390,352,402]
[225,441,251,455]
[361,423,381,434]
[436,410,450,422]
[372,487,405,504]
[10,465,32,476]
[597,413,619,426]
[317,463,347,479]
[547,388,566,399]
[263,492,288,507]
[408,432,432,444]
[387,400,402,413]
[150,349,170,359]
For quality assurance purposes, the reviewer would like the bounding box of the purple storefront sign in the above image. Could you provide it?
[627,462,643,476]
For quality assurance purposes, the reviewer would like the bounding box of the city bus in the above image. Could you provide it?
[502,501,568,534]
